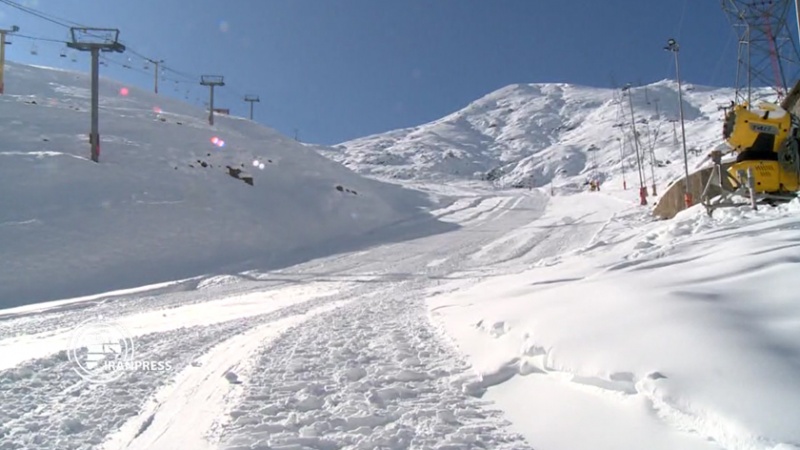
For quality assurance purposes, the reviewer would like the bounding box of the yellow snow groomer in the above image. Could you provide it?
[722,101,800,194]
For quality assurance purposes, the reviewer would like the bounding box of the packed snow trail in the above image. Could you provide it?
[0,190,628,449]
[102,301,350,450]
[217,283,525,450]
[208,191,623,450]
[0,289,358,449]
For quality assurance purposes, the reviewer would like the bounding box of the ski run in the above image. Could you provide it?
[1,62,800,450]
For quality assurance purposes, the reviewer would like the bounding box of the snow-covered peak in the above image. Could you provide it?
[324,80,749,191]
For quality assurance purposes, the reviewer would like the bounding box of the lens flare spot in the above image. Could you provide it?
[219,20,230,33]
[252,160,260,167]
[217,140,225,148]
[119,87,129,96]
[211,136,220,145]
[153,106,162,114]
[259,163,265,170]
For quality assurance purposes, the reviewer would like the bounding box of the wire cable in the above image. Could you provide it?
[2,0,253,113]
[0,0,78,28]
[9,33,66,44]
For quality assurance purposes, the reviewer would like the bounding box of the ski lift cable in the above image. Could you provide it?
[162,66,199,82]
[11,33,68,44]
[100,54,197,86]
[2,0,254,109]
[99,55,151,76]
[674,0,689,41]
[5,0,205,87]
[0,0,81,28]
[710,27,738,87]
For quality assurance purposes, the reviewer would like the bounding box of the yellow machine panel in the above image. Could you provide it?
[731,160,800,192]
[722,102,800,194]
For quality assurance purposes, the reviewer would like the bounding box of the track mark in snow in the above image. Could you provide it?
[219,288,530,449]
[430,196,484,219]
[425,257,448,268]
[103,301,350,450]
[529,277,584,286]
[0,219,41,227]
[0,282,352,370]
[437,196,511,225]
[0,290,354,450]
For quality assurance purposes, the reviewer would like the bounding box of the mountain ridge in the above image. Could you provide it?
[323,79,755,192]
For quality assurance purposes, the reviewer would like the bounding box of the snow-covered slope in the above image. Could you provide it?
[324,81,747,191]
[0,62,445,307]
[3,60,800,450]
[429,196,800,450]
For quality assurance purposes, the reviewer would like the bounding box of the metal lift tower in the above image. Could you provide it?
[721,0,800,104]
[67,27,125,162]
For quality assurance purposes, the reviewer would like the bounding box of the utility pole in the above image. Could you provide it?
[617,136,627,190]
[0,25,19,95]
[294,128,299,142]
[669,118,679,144]
[67,27,125,163]
[796,0,800,50]
[623,83,648,205]
[665,38,692,208]
[646,124,659,196]
[146,58,164,94]
[244,94,260,120]
[200,75,224,125]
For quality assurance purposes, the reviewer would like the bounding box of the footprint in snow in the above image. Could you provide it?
[224,371,241,384]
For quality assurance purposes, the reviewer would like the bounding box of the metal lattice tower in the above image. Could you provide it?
[722,0,800,104]
[67,27,125,162]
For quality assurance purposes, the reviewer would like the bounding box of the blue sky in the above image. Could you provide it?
[0,0,754,144]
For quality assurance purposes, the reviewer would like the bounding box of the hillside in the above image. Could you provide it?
[0,62,447,307]
[1,61,800,450]
[323,81,750,192]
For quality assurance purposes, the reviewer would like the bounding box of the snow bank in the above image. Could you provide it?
[429,196,800,449]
